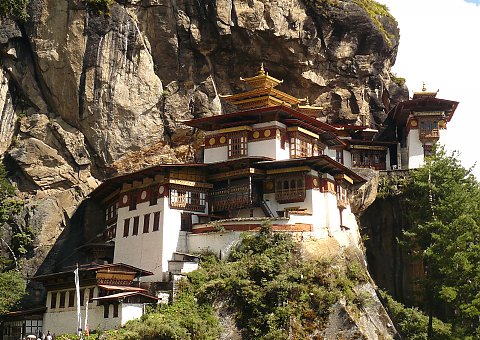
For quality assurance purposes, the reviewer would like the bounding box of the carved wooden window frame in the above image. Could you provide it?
[275,173,306,203]
[228,132,248,159]
[289,132,314,159]
[335,183,348,209]
[169,186,207,212]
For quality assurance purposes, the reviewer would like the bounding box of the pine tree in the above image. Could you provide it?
[403,147,480,338]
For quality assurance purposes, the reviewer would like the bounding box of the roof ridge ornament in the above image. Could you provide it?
[259,63,265,76]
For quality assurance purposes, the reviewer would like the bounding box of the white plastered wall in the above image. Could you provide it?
[407,129,424,169]
[343,150,352,168]
[121,304,144,326]
[204,146,228,163]
[114,198,166,282]
[42,286,135,335]
[188,231,243,259]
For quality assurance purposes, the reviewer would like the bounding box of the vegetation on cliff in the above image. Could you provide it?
[372,148,480,338]
[401,148,480,338]
[72,225,371,339]
[84,0,115,16]
[0,163,26,313]
[0,0,29,20]
[380,290,452,339]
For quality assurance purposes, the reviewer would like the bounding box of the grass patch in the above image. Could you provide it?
[351,0,397,47]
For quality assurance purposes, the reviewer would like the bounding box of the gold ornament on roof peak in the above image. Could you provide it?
[239,64,283,89]
[259,63,266,76]
[422,82,427,92]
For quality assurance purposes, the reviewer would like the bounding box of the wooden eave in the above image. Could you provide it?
[388,96,459,127]
[253,155,366,185]
[206,157,272,181]
[89,163,207,201]
[92,291,159,303]
[223,88,300,105]
[283,119,345,147]
[347,139,396,147]
[185,105,338,133]
[32,263,154,283]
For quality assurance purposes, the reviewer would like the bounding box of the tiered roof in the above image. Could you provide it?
[220,64,301,110]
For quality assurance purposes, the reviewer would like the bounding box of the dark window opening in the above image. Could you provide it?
[150,189,158,206]
[59,291,66,308]
[133,216,139,235]
[275,173,306,203]
[68,290,74,307]
[143,214,150,233]
[181,213,192,232]
[113,303,119,318]
[228,133,248,159]
[104,304,109,318]
[80,288,85,306]
[50,292,57,309]
[123,218,130,237]
[153,212,160,231]
[129,193,137,211]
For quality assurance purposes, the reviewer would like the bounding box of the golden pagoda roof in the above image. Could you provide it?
[220,64,303,110]
[413,82,438,99]
[240,63,284,89]
[297,98,323,118]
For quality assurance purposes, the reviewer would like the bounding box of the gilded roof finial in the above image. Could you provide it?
[422,82,427,92]
[259,63,265,76]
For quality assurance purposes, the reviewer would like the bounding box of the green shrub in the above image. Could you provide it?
[351,0,397,47]
[84,0,115,16]
[102,291,220,340]
[188,229,369,338]
[380,290,453,339]
[0,0,29,21]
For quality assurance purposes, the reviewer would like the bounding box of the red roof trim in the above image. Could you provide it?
[184,105,338,133]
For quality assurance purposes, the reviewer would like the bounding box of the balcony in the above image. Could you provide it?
[352,161,386,171]
[419,129,440,140]
[170,201,206,212]
[210,184,259,212]
[275,189,306,204]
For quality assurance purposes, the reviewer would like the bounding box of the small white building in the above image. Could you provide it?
[32,263,158,335]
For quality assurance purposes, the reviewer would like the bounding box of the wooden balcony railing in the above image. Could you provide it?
[210,185,259,211]
[420,129,440,140]
[170,201,206,212]
[352,162,386,170]
[275,189,306,204]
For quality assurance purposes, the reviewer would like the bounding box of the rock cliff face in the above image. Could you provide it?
[1,0,407,335]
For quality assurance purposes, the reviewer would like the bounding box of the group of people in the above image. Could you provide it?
[24,330,53,340]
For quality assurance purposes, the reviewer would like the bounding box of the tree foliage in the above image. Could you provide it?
[0,0,29,21]
[0,269,26,314]
[0,163,26,312]
[403,147,480,337]
[84,0,115,16]
[380,290,452,339]
[187,224,369,339]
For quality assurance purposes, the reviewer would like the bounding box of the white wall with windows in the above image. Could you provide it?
[43,286,125,335]
[114,196,167,282]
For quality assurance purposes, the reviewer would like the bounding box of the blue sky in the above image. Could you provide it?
[379,0,480,178]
